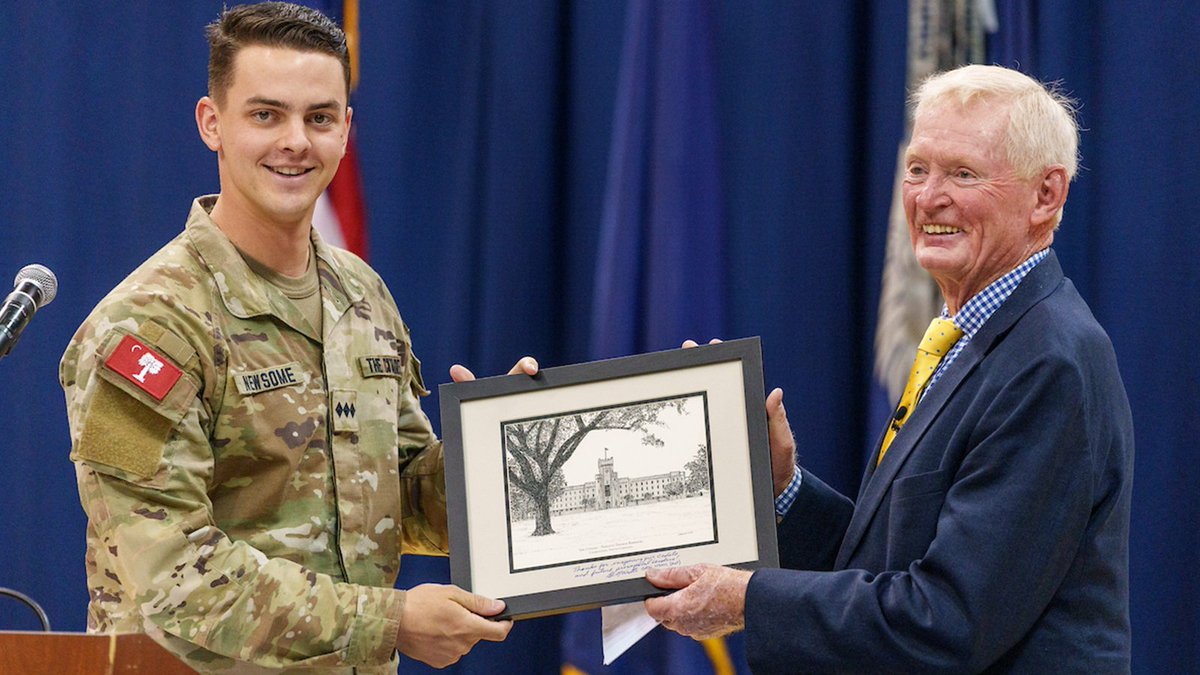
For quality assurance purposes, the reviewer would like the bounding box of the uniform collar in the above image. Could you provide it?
[185,196,366,341]
[309,213,367,316]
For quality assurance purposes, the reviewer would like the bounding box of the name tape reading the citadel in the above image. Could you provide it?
[358,354,406,379]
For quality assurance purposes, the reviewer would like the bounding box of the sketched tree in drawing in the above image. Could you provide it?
[684,445,710,495]
[509,470,566,521]
[505,398,688,536]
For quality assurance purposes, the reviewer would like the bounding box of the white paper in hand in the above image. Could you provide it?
[601,601,660,665]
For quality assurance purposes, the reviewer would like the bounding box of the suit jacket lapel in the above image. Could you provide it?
[834,252,1066,569]
[835,346,982,568]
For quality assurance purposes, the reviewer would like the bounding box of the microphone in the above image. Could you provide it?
[0,264,58,359]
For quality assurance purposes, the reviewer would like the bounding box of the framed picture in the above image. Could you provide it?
[439,337,778,620]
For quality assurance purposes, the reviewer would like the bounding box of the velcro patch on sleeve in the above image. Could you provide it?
[104,335,183,401]
[358,353,407,379]
[74,379,175,480]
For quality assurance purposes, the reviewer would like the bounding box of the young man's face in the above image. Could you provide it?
[197,45,350,230]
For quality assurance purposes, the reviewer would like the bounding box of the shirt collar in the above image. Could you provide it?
[942,248,1050,338]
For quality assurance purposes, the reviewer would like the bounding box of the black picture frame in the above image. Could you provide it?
[438,337,778,620]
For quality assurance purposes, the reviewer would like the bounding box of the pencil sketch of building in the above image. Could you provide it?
[503,395,717,570]
[548,450,695,516]
[503,393,711,537]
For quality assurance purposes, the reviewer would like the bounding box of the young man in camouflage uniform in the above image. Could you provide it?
[60,3,524,672]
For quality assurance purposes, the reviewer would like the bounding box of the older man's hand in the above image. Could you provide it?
[682,339,797,498]
[644,564,752,640]
[765,387,799,497]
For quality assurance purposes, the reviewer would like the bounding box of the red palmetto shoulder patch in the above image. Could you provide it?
[104,335,183,401]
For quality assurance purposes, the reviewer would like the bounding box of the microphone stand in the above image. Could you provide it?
[0,265,57,631]
[0,586,51,631]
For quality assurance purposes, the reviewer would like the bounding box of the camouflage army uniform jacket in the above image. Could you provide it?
[60,197,448,673]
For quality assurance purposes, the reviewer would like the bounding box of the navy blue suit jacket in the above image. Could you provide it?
[745,252,1134,674]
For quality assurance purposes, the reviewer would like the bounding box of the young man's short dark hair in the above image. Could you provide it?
[206,1,350,104]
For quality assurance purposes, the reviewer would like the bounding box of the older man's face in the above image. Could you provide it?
[902,102,1045,308]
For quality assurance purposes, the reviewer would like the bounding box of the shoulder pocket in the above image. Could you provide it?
[71,329,199,484]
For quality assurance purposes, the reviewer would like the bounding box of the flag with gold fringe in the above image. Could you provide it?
[870,0,996,445]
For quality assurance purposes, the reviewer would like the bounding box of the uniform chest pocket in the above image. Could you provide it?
[887,468,951,568]
[222,361,323,456]
[342,375,401,443]
[353,353,405,420]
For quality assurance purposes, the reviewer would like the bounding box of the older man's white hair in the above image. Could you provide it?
[913,64,1080,194]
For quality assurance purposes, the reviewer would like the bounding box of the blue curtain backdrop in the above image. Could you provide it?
[562,1,747,673]
[0,2,1195,673]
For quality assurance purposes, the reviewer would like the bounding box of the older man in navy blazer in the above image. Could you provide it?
[646,64,1134,673]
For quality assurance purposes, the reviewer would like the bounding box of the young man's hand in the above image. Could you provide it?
[449,356,539,383]
[395,584,512,668]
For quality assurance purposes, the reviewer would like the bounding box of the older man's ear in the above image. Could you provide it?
[1032,165,1070,233]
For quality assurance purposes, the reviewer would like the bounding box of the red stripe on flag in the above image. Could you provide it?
[327,131,369,260]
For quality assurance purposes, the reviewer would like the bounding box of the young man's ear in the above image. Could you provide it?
[195,96,222,152]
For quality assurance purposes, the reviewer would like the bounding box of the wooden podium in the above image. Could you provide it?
[0,631,197,674]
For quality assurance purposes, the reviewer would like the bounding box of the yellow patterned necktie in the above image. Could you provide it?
[878,317,964,465]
